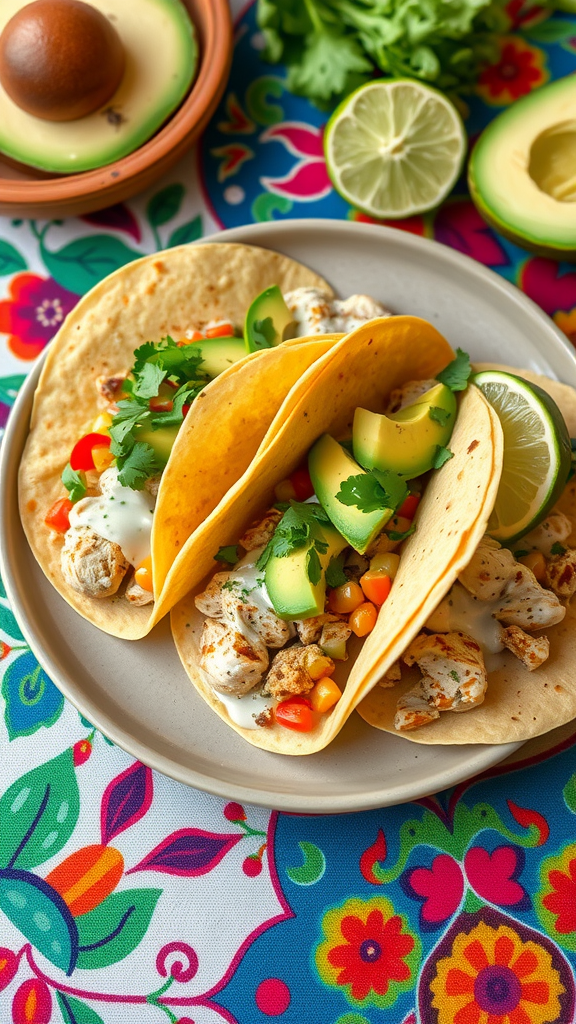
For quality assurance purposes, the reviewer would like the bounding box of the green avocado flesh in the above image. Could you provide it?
[468,75,576,258]
[191,337,246,378]
[353,382,456,479]
[134,423,179,467]
[265,522,347,620]
[244,285,296,353]
[0,0,197,173]
[309,433,393,554]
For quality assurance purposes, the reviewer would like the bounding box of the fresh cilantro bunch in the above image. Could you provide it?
[109,338,210,490]
[257,0,508,106]
[337,467,408,514]
[257,501,332,584]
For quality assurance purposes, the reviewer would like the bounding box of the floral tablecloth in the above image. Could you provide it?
[2,3,576,1022]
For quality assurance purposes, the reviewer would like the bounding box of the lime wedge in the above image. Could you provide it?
[324,80,466,219]
[472,370,572,543]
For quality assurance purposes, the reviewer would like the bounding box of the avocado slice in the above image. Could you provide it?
[468,76,576,259]
[0,0,196,173]
[353,382,457,480]
[134,423,179,468]
[190,337,246,378]
[244,286,296,353]
[265,521,348,620]
[309,434,394,555]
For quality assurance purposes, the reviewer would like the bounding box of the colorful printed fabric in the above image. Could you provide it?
[2,2,576,1021]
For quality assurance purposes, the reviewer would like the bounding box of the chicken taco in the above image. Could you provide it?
[170,316,503,754]
[19,242,392,640]
[358,368,576,745]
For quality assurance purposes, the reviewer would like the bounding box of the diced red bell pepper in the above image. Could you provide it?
[275,696,314,732]
[182,404,191,417]
[397,493,420,520]
[205,322,235,338]
[45,497,73,532]
[70,433,111,471]
[290,465,314,501]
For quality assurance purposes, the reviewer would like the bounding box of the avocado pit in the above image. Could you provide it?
[528,121,576,203]
[0,0,125,122]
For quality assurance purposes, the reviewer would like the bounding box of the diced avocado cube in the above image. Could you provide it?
[244,285,296,353]
[188,336,246,378]
[309,434,393,555]
[134,423,179,467]
[265,523,347,620]
[353,382,457,479]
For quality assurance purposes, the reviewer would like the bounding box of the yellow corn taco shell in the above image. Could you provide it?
[170,316,503,754]
[18,243,338,640]
[358,369,576,745]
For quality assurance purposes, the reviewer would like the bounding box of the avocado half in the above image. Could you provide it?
[468,75,576,261]
[0,0,197,173]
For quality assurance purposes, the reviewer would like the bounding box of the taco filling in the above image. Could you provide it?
[193,360,465,733]
[43,286,389,607]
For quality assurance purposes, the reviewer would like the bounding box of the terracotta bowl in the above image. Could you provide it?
[0,0,232,218]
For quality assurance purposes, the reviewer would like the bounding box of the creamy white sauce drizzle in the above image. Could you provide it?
[284,287,388,336]
[217,690,275,730]
[426,580,505,671]
[70,468,155,568]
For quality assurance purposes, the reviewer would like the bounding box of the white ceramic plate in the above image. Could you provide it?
[3,220,576,812]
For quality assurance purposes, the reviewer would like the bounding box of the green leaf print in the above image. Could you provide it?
[0,604,25,641]
[147,184,185,227]
[0,374,25,406]
[76,888,161,969]
[57,992,106,1024]
[0,868,78,973]
[168,215,202,246]
[0,747,79,869]
[41,235,140,294]
[0,241,27,275]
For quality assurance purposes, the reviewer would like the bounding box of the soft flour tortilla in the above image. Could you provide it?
[358,366,576,745]
[18,242,336,640]
[171,316,503,754]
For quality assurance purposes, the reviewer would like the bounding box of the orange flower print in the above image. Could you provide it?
[554,310,576,349]
[315,896,420,1008]
[477,38,548,106]
[430,919,565,1024]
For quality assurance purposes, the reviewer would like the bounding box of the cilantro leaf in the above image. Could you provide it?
[432,446,454,469]
[251,317,277,350]
[429,405,452,426]
[62,463,87,503]
[109,398,150,450]
[388,523,416,542]
[326,551,348,588]
[288,29,371,104]
[117,442,158,490]
[370,469,408,511]
[306,546,322,585]
[215,545,239,565]
[133,361,166,399]
[513,549,529,559]
[449,669,460,683]
[336,474,390,514]
[436,349,471,392]
[257,501,331,570]
[551,542,566,556]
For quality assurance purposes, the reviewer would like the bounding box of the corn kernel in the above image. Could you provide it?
[370,552,400,578]
[275,479,297,502]
[91,411,113,434]
[92,446,115,472]
[328,581,364,614]
[305,651,335,680]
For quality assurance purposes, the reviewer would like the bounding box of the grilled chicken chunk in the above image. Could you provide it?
[501,625,549,671]
[545,548,576,599]
[522,512,573,556]
[264,644,334,700]
[239,509,283,552]
[200,618,269,696]
[403,631,487,712]
[61,525,129,598]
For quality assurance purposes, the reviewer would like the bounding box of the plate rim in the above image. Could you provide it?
[6,217,573,811]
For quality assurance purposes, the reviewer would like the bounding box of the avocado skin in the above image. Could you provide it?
[309,434,393,555]
[265,521,347,620]
[469,174,576,262]
[244,285,295,352]
[353,382,456,480]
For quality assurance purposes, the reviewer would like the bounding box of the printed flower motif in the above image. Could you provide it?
[260,123,332,203]
[554,309,576,348]
[465,846,530,910]
[430,919,565,1024]
[537,844,576,949]
[0,273,79,360]
[402,854,464,930]
[316,896,419,1008]
[477,37,548,106]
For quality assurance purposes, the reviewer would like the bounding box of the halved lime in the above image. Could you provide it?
[472,370,572,543]
[324,80,466,219]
